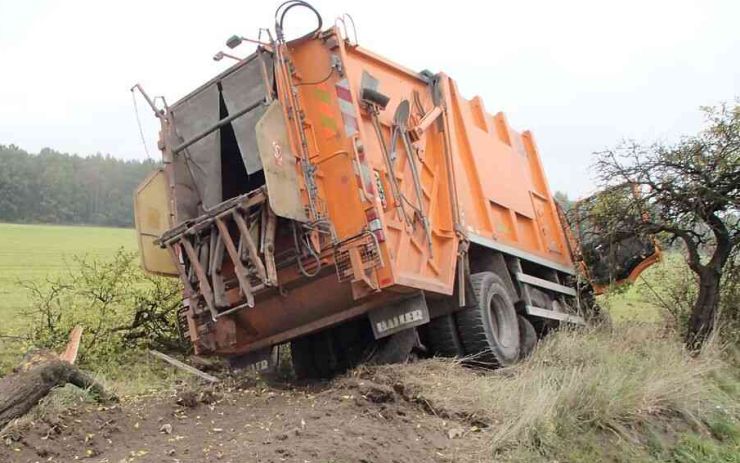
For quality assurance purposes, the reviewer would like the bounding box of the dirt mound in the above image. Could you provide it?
[1,368,489,463]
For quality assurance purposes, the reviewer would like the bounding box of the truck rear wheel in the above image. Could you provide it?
[518,315,537,359]
[455,272,520,367]
[426,314,464,357]
[334,318,419,365]
[368,327,420,364]
[529,289,559,338]
[290,331,337,379]
[290,318,418,378]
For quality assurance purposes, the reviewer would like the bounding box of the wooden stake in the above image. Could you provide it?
[148,350,220,383]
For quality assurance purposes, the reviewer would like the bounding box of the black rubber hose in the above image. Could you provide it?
[274,0,323,43]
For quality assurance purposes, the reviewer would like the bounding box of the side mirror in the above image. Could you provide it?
[226,35,242,49]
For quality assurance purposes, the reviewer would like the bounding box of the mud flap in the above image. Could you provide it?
[368,292,430,339]
[227,346,279,373]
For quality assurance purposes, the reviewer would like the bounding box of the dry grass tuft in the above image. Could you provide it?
[373,323,738,460]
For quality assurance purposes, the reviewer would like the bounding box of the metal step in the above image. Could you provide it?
[516,272,577,297]
[525,305,585,325]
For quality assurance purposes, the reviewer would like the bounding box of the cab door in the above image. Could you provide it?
[565,184,660,293]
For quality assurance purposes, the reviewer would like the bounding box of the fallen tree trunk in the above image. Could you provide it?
[1,331,115,431]
[0,357,115,430]
[1,357,114,430]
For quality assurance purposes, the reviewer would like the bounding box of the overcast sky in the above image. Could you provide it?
[1,0,738,197]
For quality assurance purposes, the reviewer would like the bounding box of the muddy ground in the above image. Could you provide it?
[0,369,491,463]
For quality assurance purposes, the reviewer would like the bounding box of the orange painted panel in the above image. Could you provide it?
[285,29,573,298]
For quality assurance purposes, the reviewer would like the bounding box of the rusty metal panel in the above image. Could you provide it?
[134,169,178,276]
[255,101,307,221]
[221,53,274,175]
[170,84,221,213]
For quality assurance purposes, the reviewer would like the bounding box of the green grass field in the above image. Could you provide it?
[0,223,136,334]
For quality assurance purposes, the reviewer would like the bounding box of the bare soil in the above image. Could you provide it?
[0,369,490,463]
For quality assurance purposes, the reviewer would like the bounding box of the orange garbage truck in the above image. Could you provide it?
[133,1,658,376]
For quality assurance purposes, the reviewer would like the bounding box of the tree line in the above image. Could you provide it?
[0,144,158,227]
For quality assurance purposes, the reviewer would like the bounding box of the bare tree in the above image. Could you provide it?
[591,102,739,348]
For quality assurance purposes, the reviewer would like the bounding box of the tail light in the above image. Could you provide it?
[365,208,386,242]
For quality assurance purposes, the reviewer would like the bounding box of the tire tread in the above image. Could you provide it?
[455,272,520,367]
[427,314,464,357]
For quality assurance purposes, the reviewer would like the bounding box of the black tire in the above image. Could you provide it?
[291,319,420,378]
[369,327,419,365]
[529,287,552,310]
[331,318,373,368]
[290,336,314,379]
[290,331,335,379]
[517,316,537,359]
[455,272,520,367]
[335,318,418,366]
[529,289,558,339]
[426,314,464,357]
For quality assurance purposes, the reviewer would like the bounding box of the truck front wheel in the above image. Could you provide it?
[455,272,520,367]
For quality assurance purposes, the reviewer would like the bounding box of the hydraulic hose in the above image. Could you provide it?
[274,0,323,43]
[292,221,322,278]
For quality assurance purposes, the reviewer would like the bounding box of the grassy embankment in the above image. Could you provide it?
[378,324,739,462]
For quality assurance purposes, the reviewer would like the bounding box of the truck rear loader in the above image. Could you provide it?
[133,1,659,376]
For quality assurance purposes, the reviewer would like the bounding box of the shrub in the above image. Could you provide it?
[637,252,740,347]
[21,248,187,368]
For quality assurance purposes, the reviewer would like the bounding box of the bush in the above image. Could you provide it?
[637,252,740,347]
[636,254,697,331]
[718,249,740,348]
[21,249,188,368]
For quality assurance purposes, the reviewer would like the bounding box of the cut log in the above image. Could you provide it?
[0,357,115,430]
[59,325,83,364]
[0,327,114,431]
